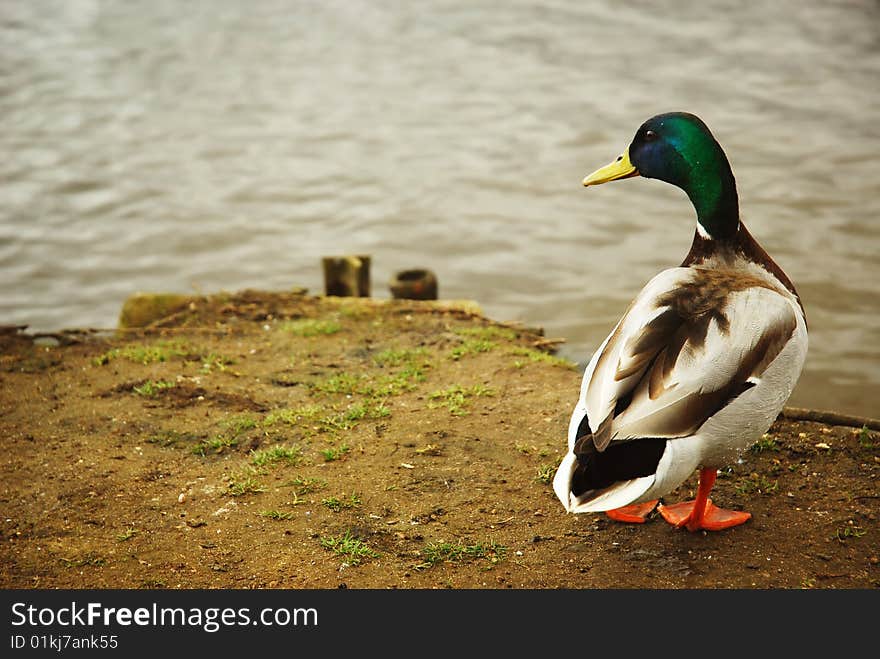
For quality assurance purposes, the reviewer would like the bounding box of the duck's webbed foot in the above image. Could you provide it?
[604,500,659,523]
[657,468,751,532]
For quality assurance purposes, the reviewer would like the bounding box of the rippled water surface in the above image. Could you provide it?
[2,0,879,416]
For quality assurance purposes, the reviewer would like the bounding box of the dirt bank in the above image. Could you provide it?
[1,290,877,589]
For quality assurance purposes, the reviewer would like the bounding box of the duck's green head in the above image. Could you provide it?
[583,112,739,239]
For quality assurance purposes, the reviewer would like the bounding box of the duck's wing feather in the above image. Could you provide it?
[575,267,801,450]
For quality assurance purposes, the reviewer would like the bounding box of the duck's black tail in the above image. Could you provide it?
[570,413,668,496]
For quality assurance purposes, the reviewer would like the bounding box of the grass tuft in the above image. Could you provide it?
[428,384,495,416]
[147,430,202,448]
[94,340,190,366]
[222,414,258,435]
[321,493,362,512]
[264,404,369,437]
[455,326,517,341]
[282,318,342,337]
[321,444,351,462]
[200,352,235,374]
[226,467,266,497]
[344,400,391,422]
[416,539,508,569]
[834,522,867,542]
[735,472,778,496]
[263,405,325,427]
[319,530,379,565]
[192,435,238,456]
[116,528,138,542]
[282,476,326,495]
[372,347,427,367]
[509,347,576,370]
[449,327,517,361]
[750,434,781,453]
[250,445,303,468]
[132,380,176,397]
[857,425,877,448]
[310,370,424,398]
[534,464,556,485]
[450,338,496,361]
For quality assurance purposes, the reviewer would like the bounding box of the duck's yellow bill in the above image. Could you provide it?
[582,151,639,186]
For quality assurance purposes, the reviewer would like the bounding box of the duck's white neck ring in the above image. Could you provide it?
[696,223,713,240]
[696,219,740,241]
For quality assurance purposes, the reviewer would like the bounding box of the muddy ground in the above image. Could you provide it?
[1,290,877,589]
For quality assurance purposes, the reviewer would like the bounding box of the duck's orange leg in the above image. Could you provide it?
[605,499,659,523]
[658,468,751,532]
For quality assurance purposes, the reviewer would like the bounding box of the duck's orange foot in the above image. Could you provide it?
[605,500,659,524]
[658,499,751,532]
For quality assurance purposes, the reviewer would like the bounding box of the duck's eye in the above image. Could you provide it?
[644,130,658,142]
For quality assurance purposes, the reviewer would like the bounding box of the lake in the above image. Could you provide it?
[1,0,878,417]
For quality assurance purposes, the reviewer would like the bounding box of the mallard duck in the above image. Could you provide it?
[553,112,808,531]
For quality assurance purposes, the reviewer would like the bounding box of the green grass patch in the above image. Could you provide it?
[192,435,239,456]
[264,404,356,435]
[534,464,556,485]
[282,476,326,495]
[308,373,363,395]
[428,384,495,416]
[750,434,782,453]
[116,528,138,542]
[834,522,867,542]
[310,369,424,398]
[192,414,261,456]
[263,403,385,438]
[509,347,576,370]
[416,539,507,569]
[344,400,391,421]
[376,366,427,395]
[331,298,372,319]
[372,347,428,367]
[450,338,496,361]
[225,467,266,497]
[132,379,176,397]
[321,493,362,512]
[858,425,877,448]
[309,344,429,399]
[735,473,778,496]
[201,352,236,373]
[250,445,303,468]
[321,444,351,462]
[456,326,517,341]
[263,405,325,427]
[448,327,517,361]
[319,530,379,565]
[282,318,342,337]
[94,340,191,366]
[222,413,259,435]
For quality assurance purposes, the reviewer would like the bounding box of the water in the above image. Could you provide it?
[1,0,879,417]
